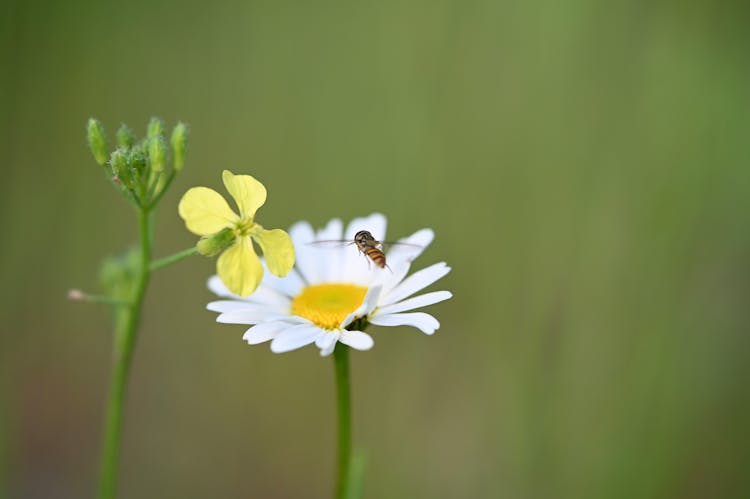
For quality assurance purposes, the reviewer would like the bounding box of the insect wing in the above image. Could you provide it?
[308,239,355,248]
[380,240,424,251]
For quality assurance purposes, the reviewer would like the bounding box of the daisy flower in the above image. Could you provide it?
[206,213,452,355]
[178,170,295,297]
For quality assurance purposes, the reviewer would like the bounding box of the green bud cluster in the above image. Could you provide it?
[86,117,189,209]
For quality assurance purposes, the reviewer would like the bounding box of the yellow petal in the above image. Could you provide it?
[254,228,295,277]
[217,237,263,296]
[178,187,239,236]
[222,170,267,219]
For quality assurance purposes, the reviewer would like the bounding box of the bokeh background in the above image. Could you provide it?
[2,0,750,497]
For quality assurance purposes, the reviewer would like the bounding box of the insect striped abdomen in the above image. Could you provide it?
[364,247,386,268]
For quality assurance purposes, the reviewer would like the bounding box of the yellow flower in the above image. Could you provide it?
[178,170,295,296]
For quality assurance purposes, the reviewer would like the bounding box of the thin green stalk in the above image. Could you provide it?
[97,208,152,499]
[334,345,352,499]
[68,291,130,307]
[150,247,198,271]
[147,170,176,210]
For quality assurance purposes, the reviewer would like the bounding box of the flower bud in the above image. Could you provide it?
[87,118,108,166]
[170,122,188,172]
[197,228,235,256]
[116,124,135,148]
[148,136,167,173]
[129,147,147,178]
[109,149,133,187]
[147,117,164,140]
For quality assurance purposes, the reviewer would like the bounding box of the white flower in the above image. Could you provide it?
[206,213,452,356]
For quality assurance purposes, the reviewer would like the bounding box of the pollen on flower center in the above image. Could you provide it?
[291,284,368,330]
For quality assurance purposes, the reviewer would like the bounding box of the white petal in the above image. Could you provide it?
[207,275,240,298]
[381,262,451,306]
[208,272,297,306]
[259,264,305,297]
[207,300,251,313]
[377,290,452,315]
[370,312,440,335]
[310,218,345,282]
[315,330,340,356]
[207,293,288,314]
[270,324,323,353]
[313,218,346,282]
[344,213,387,242]
[386,228,434,270]
[242,321,290,344]
[216,306,283,325]
[369,228,435,292]
[238,284,292,309]
[375,259,412,297]
[284,315,315,325]
[361,285,383,314]
[316,218,343,242]
[288,220,315,243]
[339,213,388,285]
[339,248,379,287]
[320,340,338,357]
[288,221,320,284]
[339,330,374,350]
[403,227,435,248]
[340,285,382,328]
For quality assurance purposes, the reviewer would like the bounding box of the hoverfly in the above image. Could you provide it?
[311,230,422,270]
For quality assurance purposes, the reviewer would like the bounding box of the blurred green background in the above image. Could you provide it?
[2,0,750,497]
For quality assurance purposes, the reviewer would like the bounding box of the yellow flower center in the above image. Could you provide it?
[291,284,368,330]
[234,219,258,237]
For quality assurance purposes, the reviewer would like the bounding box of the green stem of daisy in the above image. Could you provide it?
[97,207,152,499]
[333,345,352,499]
[150,246,199,271]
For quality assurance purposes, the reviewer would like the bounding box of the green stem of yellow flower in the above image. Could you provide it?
[144,171,163,204]
[150,247,199,271]
[334,345,352,499]
[97,207,152,499]
[147,169,176,210]
[120,185,141,208]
